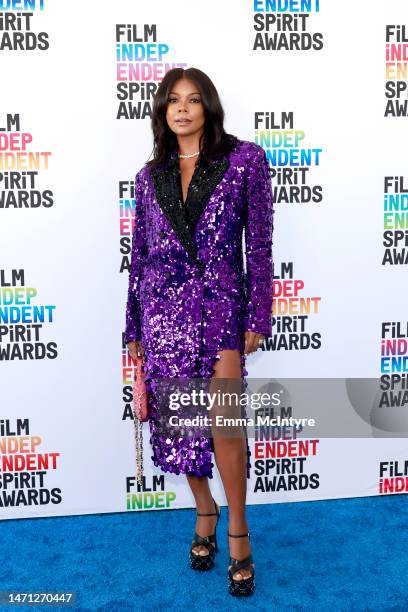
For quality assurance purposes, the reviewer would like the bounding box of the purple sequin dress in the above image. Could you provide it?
[124,136,274,479]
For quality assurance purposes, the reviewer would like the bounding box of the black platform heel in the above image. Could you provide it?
[227,531,255,597]
[189,497,221,571]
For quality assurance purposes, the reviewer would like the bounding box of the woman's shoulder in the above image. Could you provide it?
[230,138,267,164]
[135,163,150,183]
[228,140,268,182]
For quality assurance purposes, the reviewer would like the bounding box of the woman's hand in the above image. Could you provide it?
[244,331,265,355]
[127,340,145,363]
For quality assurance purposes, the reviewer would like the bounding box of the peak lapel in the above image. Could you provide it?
[185,156,229,236]
[150,149,230,269]
[150,157,200,267]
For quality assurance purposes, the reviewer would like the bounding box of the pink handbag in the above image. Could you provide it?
[132,355,148,485]
[133,355,148,422]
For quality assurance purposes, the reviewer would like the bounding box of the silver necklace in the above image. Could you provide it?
[178,151,200,159]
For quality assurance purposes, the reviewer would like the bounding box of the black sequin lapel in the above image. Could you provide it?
[150,153,229,269]
[150,160,199,267]
[184,156,229,236]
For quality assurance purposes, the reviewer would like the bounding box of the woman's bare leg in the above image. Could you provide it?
[186,475,219,556]
[210,349,252,580]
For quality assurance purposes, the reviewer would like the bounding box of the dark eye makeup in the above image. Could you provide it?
[167,97,201,103]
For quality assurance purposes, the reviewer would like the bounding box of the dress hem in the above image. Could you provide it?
[143,346,252,480]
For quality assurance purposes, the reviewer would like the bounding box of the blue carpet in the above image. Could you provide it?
[1,495,408,611]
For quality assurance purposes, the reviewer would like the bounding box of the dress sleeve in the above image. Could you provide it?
[243,146,274,337]
[124,170,147,344]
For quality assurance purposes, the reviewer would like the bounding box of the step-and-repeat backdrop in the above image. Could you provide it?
[1,1,408,519]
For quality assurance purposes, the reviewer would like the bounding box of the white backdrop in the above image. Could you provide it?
[1,1,408,519]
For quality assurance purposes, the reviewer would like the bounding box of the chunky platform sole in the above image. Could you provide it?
[228,572,255,596]
[189,548,216,571]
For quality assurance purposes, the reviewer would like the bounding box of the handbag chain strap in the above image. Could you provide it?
[133,362,145,487]
[133,409,144,487]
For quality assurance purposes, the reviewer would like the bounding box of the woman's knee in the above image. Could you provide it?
[211,349,241,379]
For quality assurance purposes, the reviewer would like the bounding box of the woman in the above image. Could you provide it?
[124,67,274,597]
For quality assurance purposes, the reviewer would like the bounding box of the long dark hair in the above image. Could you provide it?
[146,67,238,170]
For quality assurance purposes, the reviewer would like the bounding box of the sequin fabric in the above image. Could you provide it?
[124,137,274,479]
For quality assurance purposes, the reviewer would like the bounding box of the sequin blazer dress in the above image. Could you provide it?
[124,136,274,479]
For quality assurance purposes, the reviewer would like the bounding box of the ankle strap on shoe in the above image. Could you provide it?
[197,498,219,517]
[228,531,250,538]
